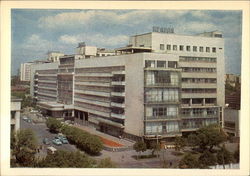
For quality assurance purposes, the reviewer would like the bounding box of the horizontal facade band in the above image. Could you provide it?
[182,72,217,78]
[110,113,125,119]
[110,102,125,108]
[74,89,110,97]
[74,105,110,118]
[74,81,110,87]
[181,93,217,99]
[74,97,110,107]
[75,73,113,77]
[111,92,125,97]
[181,83,217,89]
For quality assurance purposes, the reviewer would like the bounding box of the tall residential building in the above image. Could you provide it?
[30,29,225,141]
[20,62,33,82]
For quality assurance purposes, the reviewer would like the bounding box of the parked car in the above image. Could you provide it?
[22,116,28,121]
[52,139,62,145]
[43,138,50,145]
[55,135,69,144]
[47,146,57,154]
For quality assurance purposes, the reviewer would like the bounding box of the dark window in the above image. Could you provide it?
[145,60,155,68]
[157,61,166,68]
[186,46,191,51]
[199,47,204,52]
[160,44,165,50]
[206,47,210,53]
[168,61,177,68]
[193,46,197,52]
[179,45,184,51]
[167,45,171,50]
[173,45,177,50]
[212,47,216,53]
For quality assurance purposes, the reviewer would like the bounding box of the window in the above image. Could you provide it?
[167,45,171,50]
[186,46,191,51]
[168,61,177,68]
[212,47,216,53]
[193,46,197,52]
[157,61,166,68]
[145,60,155,68]
[173,45,177,51]
[179,45,184,51]
[206,47,210,52]
[160,44,165,50]
[199,47,204,52]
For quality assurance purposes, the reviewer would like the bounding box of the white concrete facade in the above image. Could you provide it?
[11,97,22,132]
[20,62,33,81]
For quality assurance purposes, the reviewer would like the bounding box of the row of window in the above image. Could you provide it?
[181,108,218,115]
[182,118,217,129]
[145,121,179,134]
[145,60,178,69]
[145,88,179,102]
[182,88,216,93]
[182,67,216,73]
[180,56,216,63]
[145,105,178,117]
[182,78,217,83]
[160,44,219,53]
[145,71,179,86]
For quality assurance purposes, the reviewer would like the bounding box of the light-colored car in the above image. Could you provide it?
[52,139,62,145]
[22,116,28,121]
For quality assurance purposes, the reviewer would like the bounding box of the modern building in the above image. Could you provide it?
[47,51,65,62]
[20,60,51,82]
[11,97,22,132]
[30,28,225,141]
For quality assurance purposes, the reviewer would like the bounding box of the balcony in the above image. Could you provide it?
[111,102,125,108]
[74,106,110,118]
[39,86,57,90]
[75,89,110,97]
[111,81,125,86]
[181,114,218,119]
[112,70,125,75]
[181,83,217,89]
[75,81,110,87]
[111,113,125,119]
[37,92,57,98]
[181,93,217,99]
[74,97,110,107]
[182,72,217,78]
[38,80,57,84]
[76,73,112,77]
[111,92,125,97]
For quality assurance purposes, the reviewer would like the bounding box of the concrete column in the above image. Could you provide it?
[189,99,192,106]
[202,98,206,106]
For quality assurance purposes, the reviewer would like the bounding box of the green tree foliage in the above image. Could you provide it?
[133,141,147,159]
[198,150,217,168]
[174,136,186,151]
[187,133,199,147]
[11,129,38,167]
[46,117,62,133]
[216,145,234,165]
[148,141,161,156]
[195,124,227,151]
[97,157,117,168]
[37,150,96,168]
[11,91,35,108]
[179,153,199,168]
[61,125,103,155]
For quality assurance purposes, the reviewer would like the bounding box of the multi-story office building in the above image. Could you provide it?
[20,62,33,82]
[47,51,65,62]
[30,29,225,141]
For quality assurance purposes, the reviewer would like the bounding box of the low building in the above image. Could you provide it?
[11,97,22,132]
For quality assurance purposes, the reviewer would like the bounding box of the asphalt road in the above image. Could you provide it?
[20,118,78,156]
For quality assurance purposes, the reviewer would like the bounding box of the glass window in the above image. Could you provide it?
[167,45,171,50]
[199,47,204,52]
[212,47,216,53]
[179,45,184,51]
[186,46,191,51]
[160,44,165,50]
[206,47,210,52]
[168,61,177,68]
[193,46,197,52]
[173,45,177,50]
[157,61,166,68]
[145,60,155,68]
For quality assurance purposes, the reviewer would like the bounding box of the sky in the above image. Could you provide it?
[11,9,242,75]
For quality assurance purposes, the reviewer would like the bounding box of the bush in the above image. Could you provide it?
[179,153,199,168]
[46,117,62,133]
[216,145,234,165]
[198,150,217,168]
[61,125,103,155]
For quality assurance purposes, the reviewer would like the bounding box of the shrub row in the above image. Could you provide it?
[61,125,103,155]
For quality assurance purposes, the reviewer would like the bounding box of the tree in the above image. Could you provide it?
[187,133,199,148]
[37,150,96,168]
[97,157,116,168]
[11,129,38,167]
[216,144,234,167]
[133,141,147,159]
[196,124,227,152]
[198,150,217,168]
[46,117,62,133]
[148,141,161,157]
[174,136,186,151]
[179,153,199,168]
[234,144,239,163]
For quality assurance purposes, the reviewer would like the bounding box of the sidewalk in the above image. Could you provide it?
[73,124,135,148]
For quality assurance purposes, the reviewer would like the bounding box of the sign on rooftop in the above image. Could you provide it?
[153,26,174,33]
